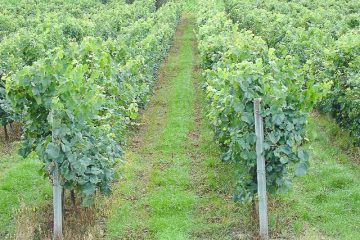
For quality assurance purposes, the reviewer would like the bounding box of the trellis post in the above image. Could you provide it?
[254,98,269,240]
[53,161,63,240]
[51,109,63,240]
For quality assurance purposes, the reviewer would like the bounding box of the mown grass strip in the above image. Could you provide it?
[0,153,51,238]
[106,13,252,239]
[271,114,360,239]
[145,16,197,240]
[106,15,197,239]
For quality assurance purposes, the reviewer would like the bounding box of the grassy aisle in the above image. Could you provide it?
[105,15,249,239]
[0,129,51,239]
[272,114,360,239]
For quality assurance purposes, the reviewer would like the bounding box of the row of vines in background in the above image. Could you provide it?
[3,0,180,207]
[125,0,170,9]
[224,0,360,144]
[196,0,328,203]
[0,0,130,42]
[0,0,156,141]
[155,0,170,9]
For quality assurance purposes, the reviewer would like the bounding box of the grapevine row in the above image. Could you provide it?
[5,0,180,205]
[0,0,156,139]
[224,0,360,143]
[196,0,326,202]
[0,0,133,41]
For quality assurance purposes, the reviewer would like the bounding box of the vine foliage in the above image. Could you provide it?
[197,0,329,203]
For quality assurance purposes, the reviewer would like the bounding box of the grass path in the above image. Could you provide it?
[105,15,248,239]
[272,114,360,239]
[0,128,51,239]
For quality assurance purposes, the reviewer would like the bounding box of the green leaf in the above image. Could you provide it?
[64,170,75,181]
[295,162,308,176]
[90,175,100,184]
[272,113,285,125]
[280,156,288,164]
[298,150,309,161]
[82,183,96,196]
[233,102,245,113]
[46,142,60,160]
[268,132,280,144]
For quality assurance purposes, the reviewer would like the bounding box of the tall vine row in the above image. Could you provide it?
[224,0,360,144]
[196,0,329,203]
[6,0,180,205]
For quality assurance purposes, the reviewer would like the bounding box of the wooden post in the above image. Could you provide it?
[70,190,76,207]
[62,189,65,217]
[51,109,63,240]
[4,125,9,141]
[254,98,269,240]
[53,159,63,240]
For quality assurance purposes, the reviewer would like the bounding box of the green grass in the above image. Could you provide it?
[145,17,197,239]
[105,15,249,239]
[0,142,21,179]
[271,114,360,239]
[0,149,51,238]
[106,16,197,239]
[182,0,197,12]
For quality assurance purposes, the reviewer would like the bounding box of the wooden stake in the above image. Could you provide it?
[254,98,269,240]
[4,125,9,141]
[53,161,63,240]
[51,109,63,240]
[70,190,76,207]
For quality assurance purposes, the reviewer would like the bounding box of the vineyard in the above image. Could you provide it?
[0,0,359,239]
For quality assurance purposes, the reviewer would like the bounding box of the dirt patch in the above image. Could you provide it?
[12,192,106,240]
[0,122,22,154]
